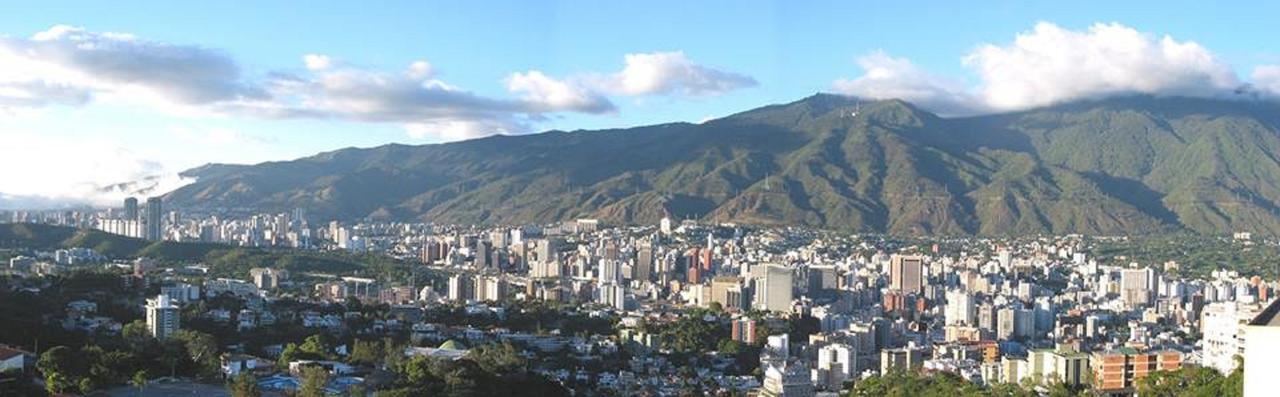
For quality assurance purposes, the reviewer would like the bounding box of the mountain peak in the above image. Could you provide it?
[165,94,1280,236]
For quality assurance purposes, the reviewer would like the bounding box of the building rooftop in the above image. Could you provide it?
[1248,298,1280,326]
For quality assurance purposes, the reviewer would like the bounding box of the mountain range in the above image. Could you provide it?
[164,94,1280,236]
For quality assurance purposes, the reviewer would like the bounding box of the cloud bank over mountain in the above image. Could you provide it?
[835,22,1277,115]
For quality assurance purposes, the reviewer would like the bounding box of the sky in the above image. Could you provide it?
[4,0,1280,208]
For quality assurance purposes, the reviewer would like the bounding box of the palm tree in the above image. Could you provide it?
[132,370,148,395]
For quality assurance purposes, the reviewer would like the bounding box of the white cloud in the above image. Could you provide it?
[407,60,433,80]
[506,70,615,113]
[0,132,192,208]
[0,25,260,106]
[833,51,981,115]
[405,118,528,142]
[0,26,757,144]
[303,54,332,71]
[603,51,757,97]
[967,22,1240,110]
[501,51,754,115]
[1253,65,1280,95]
[0,81,91,108]
[834,22,1258,114]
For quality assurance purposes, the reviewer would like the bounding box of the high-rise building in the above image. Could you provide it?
[731,318,757,343]
[479,276,506,302]
[881,346,925,374]
[760,362,814,397]
[1202,301,1259,375]
[448,274,473,302]
[997,307,1016,340]
[144,197,163,241]
[145,294,180,340]
[710,276,747,311]
[1120,267,1156,308]
[815,343,855,391]
[598,282,629,310]
[1244,298,1280,397]
[474,241,492,269]
[250,268,288,290]
[755,264,793,313]
[599,259,622,284]
[889,254,924,295]
[534,238,559,265]
[945,290,976,326]
[123,197,139,219]
[1028,349,1090,387]
[635,243,653,282]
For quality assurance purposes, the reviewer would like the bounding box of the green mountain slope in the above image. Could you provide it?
[163,94,1280,236]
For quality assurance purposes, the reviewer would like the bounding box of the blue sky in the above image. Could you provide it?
[3,1,1280,206]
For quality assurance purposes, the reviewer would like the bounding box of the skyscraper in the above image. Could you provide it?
[1120,267,1156,308]
[145,294,180,340]
[635,243,653,282]
[945,290,977,326]
[144,197,163,241]
[816,343,855,391]
[755,264,793,312]
[123,197,139,219]
[890,254,925,294]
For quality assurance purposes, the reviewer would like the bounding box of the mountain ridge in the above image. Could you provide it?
[164,93,1280,236]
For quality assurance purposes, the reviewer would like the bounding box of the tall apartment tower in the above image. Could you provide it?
[890,254,925,294]
[635,243,654,282]
[145,294,180,340]
[123,197,139,219]
[144,197,163,241]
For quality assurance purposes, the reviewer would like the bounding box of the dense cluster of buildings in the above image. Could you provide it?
[7,203,1280,396]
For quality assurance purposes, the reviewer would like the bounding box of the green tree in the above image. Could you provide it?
[349,339,383,366]
[132,370,148,394]
[173,330,221,378]
[227,373,262,397]
[37,346,81,392]
[45,372,72,395]
[299,334,332,359]
[299,365,331,397]
[279,343,301,368]
[122,319,148,341]
[469,342,526,373]
[77,377,95,394]
[382,337,406,369]
[1136,366,1241,397]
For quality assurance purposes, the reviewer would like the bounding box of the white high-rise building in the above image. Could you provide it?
[1202,301,1259,375]
[945,289,976,326]
[598,283,629,311]
[813,343,854,391]
[755,264,793,312]
[1244,299,1280,397]
[599,259,622,284]
[1120,267,1157,308]
[145,294,180,340]
[762,362,814,397]
[447,274,472,302]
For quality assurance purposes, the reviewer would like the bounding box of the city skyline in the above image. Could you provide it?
[6,1,1280,209]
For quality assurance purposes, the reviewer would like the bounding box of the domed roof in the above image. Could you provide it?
[438,339,467,350]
